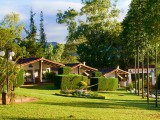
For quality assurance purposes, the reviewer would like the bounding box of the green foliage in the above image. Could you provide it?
[98,77,118,91]
[0,58,21,92]
[15,69,25,87]
[45,72,56,82]
[39,11,47,50]
[92,72,102,77]
[54,75,88,90]
[58,67,71,75]
[57,0,121,68]
[45,43,54,60]
[52,44,64,62]
[77,81,87,88]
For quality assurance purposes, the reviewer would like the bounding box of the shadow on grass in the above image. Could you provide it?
[2,116,90,120]
[20,83,58,90]
[36,97,160,111]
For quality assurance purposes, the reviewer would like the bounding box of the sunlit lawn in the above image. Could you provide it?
[0,83,160,120]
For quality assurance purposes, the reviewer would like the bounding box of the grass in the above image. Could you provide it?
[0,83,160,120]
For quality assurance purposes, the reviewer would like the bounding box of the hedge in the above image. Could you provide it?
[98,77,118,91]
[92,72,102,77]
[90,77,118,91]
[58,67,71,75]
[54,75,88,90]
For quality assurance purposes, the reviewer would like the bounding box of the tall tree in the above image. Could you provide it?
[52,44,64,62]
[22,9,43,58]
[0,13,25,58]
[1,12,24,43]
[57,0,121,67]
[39,11,47,50]
[45,43,54,60]
[120,0,148,69]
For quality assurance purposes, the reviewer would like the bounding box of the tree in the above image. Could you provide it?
[1,12,24,43]
[61,42,79,63]
[144,0,160,107]
[120,0,148,69]
[22,9,44,58]
[57,0,121,67]
[52,44,64,62]
[39,11,47,50]
[0,13,25,58]
[45,43,54,60]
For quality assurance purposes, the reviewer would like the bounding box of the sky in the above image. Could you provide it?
[0,0,132,43]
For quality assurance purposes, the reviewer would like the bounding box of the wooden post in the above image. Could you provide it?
[137,47,140,96]
[155,45,158,107]
[147,49,149,103]
[142,53,144,99]
[135,51,137,94]
[38,61,42,83]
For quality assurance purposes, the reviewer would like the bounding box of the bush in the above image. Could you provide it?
[92,72,102,77]
[45,72,56,82]
[58,67,71,75]
[54,75,88,90]
[15,69,25,87]
[77,81,87,88]
[98,77,118,91]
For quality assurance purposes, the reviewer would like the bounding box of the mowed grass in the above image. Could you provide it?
[0,84,160,120]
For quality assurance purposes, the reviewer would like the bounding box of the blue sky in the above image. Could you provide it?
[0,0,131,43]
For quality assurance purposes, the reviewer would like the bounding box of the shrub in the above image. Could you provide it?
[58,67,71,75]
[54,75,88,90]
[15,69,25,87]
[77,81,87,88]
[92,72,102,77]
[98,77,118,91]
[45,72,56,82]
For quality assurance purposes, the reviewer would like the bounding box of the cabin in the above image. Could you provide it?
[99,66,129,87]
[65,62,98,76]
[17,58,64,83]
[128,66,155,86]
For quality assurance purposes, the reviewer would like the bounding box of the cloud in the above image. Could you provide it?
[0,3,28,22]
[44,23,68,43]
[31,0,82,16]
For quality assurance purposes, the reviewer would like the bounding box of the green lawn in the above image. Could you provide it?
[0,84,160,120]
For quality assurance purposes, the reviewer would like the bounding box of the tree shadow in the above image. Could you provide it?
[20,83,58,90]
[36,97,159,111]
[2,116,91,120]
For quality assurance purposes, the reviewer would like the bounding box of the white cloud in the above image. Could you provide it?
[45,24,68,43]
[31,0,82,16]
[0,5,28,22]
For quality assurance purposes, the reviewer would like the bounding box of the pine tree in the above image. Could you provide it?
[39,11,47,50]
[23,9,43,58]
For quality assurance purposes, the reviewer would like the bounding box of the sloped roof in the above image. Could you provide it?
[101,68,129,77]
[65,63,98,71]
[17,58,65,67]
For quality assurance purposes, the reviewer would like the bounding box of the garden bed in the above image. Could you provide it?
[54,90,106,99]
